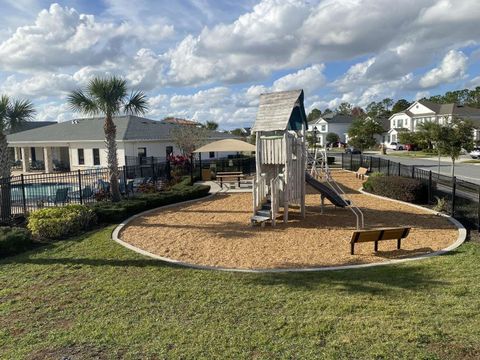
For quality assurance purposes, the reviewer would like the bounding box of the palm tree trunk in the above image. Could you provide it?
[104,115,121,202]
[0,132,12,221]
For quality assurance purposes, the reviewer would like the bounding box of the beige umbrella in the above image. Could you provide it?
[193,139,255,153]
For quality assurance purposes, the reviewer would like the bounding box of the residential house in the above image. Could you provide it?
[387,100,480,143]
[307,113,355,146]
[7,115,235,173]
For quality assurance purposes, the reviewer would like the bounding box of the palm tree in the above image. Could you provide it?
[68,76,148,202]
[0,95,36,221]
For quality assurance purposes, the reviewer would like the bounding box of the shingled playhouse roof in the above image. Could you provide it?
[252,89,307,132]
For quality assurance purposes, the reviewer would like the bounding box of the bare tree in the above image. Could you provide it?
[170,125,209,155]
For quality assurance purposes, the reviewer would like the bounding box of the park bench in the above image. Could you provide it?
[216,171,246,188]
[356,167,368,180]
[350,227,411,255]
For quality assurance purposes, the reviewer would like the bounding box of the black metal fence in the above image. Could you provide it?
[0,162,170,221]
[341,153,480,231]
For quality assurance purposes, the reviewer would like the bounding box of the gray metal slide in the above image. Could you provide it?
[305,172,350,207]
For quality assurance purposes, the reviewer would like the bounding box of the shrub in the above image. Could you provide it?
[362,172,385,191]
[90,184,210,223]
[363,175,428,203]
[0,227,33,258]
[28,204,96,240]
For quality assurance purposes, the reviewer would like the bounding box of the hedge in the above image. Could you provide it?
[28,205,96,240]
[0,227,33,258]
[90,184,210,223]
[363,174,428,203]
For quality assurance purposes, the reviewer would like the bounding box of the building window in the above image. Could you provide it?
[138,147,147,158]
[78,149,84,165]
[320,124,326,132]
[93,148,100,166]
[398,119,403,127]
[166,146,173,157]
[209,151,215,158]
[405,119,408,126]
[392,120,396,127]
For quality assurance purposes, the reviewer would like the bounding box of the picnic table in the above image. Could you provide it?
[216,171,247,188]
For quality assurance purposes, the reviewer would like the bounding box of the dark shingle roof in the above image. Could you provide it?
[6,121,56,135]
[7,116,233,143]
[321,113,355,124]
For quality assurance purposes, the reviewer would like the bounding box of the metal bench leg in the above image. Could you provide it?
[374,241,378,252]
[397,238,401,250]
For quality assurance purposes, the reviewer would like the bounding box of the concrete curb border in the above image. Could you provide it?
[112,187,467,273]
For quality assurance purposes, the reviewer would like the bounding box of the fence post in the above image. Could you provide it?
[151,157,155,179]
[387,160,390,175]
[123,166,128,197]
[20,174,27,214]
[428,171,432,204]
[477,186,480,233]
[411,165,415,179]
[77,169,83,204]
[360,154,363,168]
[190,154,194,184]
[341,153,344,169]
[398,163,401,176]
[451,176,456,217]
[378,157,381,172]
[368,156,372,172]
[350,154,353,170]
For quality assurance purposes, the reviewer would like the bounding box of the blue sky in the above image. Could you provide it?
[0,0,479,129]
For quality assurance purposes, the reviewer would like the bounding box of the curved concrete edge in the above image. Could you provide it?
[111,184,467,273]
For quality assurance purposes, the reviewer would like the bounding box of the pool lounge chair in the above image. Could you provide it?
[70,185,94,201]
[48,188,69,206]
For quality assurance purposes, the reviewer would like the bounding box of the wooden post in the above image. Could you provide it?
[320,195,325,214]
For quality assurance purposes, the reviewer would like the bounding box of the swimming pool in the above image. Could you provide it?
[10,182,79,202]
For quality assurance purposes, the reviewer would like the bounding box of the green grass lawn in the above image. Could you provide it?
[386,151,436,158]
[1,227,480,359]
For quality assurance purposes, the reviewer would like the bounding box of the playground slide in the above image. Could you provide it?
[305,173,350,207]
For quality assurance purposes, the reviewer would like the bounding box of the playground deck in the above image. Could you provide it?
[119,171,459,270]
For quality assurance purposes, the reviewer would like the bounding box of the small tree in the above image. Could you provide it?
[171,125,209,155]
[437,118,474,177]
[397,129,420,146]
[337,102,352,115]
[307,108,322,123]
[347,118,384,151]
[204,121,219,130]
[326,132,340,145]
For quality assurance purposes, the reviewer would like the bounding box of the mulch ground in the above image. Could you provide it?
[119,171,459,269]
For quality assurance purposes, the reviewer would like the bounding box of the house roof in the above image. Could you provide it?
[321,113,355,124]
[7,115,233,143]
[193,139,255,153]
[407,100,480,117]
[252,89,307,132]
[5,121,56,135]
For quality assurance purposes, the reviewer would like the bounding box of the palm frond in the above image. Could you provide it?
[88,76,128,115]
[124,91,149,115]
[0,95,9,130]
[8,99,36,130]
[67,90,99,115]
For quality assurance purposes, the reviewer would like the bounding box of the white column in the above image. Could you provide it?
[14,147,21,161]
[43,147,53,173]
[21,147,30,172]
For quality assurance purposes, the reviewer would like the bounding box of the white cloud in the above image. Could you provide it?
[272,64,326,93]
[419,50,468,88]
[0,73,76,98]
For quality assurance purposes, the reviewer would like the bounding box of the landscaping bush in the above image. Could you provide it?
[362,172,385,192]
[28,204,96,240]
[363,175,428,203]
[0,227,33,258]
[91,184,210,223]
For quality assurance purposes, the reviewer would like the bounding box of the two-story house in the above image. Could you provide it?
[307,113,355,146]
[387,100,480,143]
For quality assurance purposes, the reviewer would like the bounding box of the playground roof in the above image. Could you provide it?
[193,139,255,153]
[252,89,308,132]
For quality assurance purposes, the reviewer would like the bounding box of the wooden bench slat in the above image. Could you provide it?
[350,227,411,255]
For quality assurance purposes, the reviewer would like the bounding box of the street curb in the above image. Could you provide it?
[112,184,466,273]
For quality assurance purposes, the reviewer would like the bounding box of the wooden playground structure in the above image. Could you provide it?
[251,89,364,228]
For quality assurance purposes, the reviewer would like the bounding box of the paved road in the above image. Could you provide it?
[326,151,480,184]
[373,154,480,184]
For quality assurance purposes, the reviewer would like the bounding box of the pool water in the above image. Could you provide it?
[10,183,80,202]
